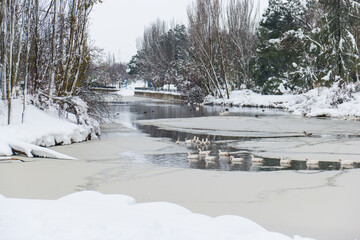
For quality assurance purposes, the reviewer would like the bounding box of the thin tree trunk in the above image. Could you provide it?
[22,0,32,123]
[7,0,16,124]
[13,0,27,97]
[32,0,39,94]
[64,0,77,94]
[1,0,8,100]
[70,2,89,96]
[49,0,58,98]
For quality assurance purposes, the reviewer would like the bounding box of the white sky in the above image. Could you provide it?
[89,0,268,63]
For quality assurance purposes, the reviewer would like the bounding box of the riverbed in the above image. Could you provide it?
[0,96,359,240]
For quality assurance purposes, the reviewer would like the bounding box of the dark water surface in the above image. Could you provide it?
[100,99,357,172]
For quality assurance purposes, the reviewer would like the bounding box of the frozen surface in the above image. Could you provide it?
[0,117,359,240]
[0,191,313,240]
[136,115,360,162]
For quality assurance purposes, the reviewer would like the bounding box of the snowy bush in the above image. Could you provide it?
[32,94,101,140]
[285,82,358,117]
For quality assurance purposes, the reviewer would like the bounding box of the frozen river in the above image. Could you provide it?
[1,96,359,240]
[101,96,360,172]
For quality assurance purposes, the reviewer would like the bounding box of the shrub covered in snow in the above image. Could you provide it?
[205,82,360,119]
[285,82,360,117]
[0,97,100,159]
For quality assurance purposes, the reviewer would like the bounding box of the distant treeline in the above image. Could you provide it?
[129,0,360,102]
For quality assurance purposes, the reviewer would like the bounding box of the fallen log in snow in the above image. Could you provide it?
[8,140,77,160]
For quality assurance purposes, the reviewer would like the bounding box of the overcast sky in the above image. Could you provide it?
[89,0,268,63]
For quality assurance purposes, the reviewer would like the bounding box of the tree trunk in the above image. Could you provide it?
[22,0,32,123]
[1,0,8,100]
[13,0,27,97]
[7,0,16,124]
[48,0,58,98]
[64,0,77,94]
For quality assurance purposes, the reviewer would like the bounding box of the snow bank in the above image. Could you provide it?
[118,81,183,97]
[0,191,314,240]
[205,84,360,118]
[204,90,296,108]
[0,100,95,159]
[118,80,147,96]
[284,83,360,118]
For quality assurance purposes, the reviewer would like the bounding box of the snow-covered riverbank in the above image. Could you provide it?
[0,100,98,159]
[205,83,360,118]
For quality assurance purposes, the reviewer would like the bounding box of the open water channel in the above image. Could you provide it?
[100,97,360,172]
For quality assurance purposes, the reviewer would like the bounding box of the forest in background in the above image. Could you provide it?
[129,0,360,102]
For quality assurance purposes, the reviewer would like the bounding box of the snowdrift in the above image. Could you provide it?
[205,83,360,118]
[0,191,314,240]
[0,100,98,159]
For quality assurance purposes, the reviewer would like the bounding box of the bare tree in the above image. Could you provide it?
[226,0,258,89]
[48,0,58,98]
[22,0,32,123]
[1,0,8,99]
[0,0,101,125]
[187,0,227,98]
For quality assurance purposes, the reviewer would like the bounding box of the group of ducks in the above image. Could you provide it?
[187,149,263,165]
[175,136,211,147]
[280,157,359,169]
[175,135,359,170]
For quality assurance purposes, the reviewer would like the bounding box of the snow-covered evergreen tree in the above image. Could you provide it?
[317,0,360,85]
[252,0,314,94]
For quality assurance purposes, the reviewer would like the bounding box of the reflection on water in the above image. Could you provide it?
[102,99,358,172]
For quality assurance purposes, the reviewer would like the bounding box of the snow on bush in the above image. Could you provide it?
[205,83,360,118]
[0,191,314,240]
[285,82,360,117]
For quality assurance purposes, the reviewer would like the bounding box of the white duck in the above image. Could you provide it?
[187,152,199,160]
[280,157,291,165]
[339,158,357,166]
[198,148,211,156]
[184,138,192,144]
[305,158,319,166]
[228,156,244,164]
[218,150,230,156]
[192,136,197,143]
[251,155,263,163]
[175,138,180,144]
[205,155,216,162]
[205,138,211,145]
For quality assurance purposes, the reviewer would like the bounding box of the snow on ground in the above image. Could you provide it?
[118,81,183,97]
[0,191,314,240]
[204,89,296,109]
[284,84,360,118]
[0,100,94,159]
[204,84,360,118]
[117,80,148,96]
